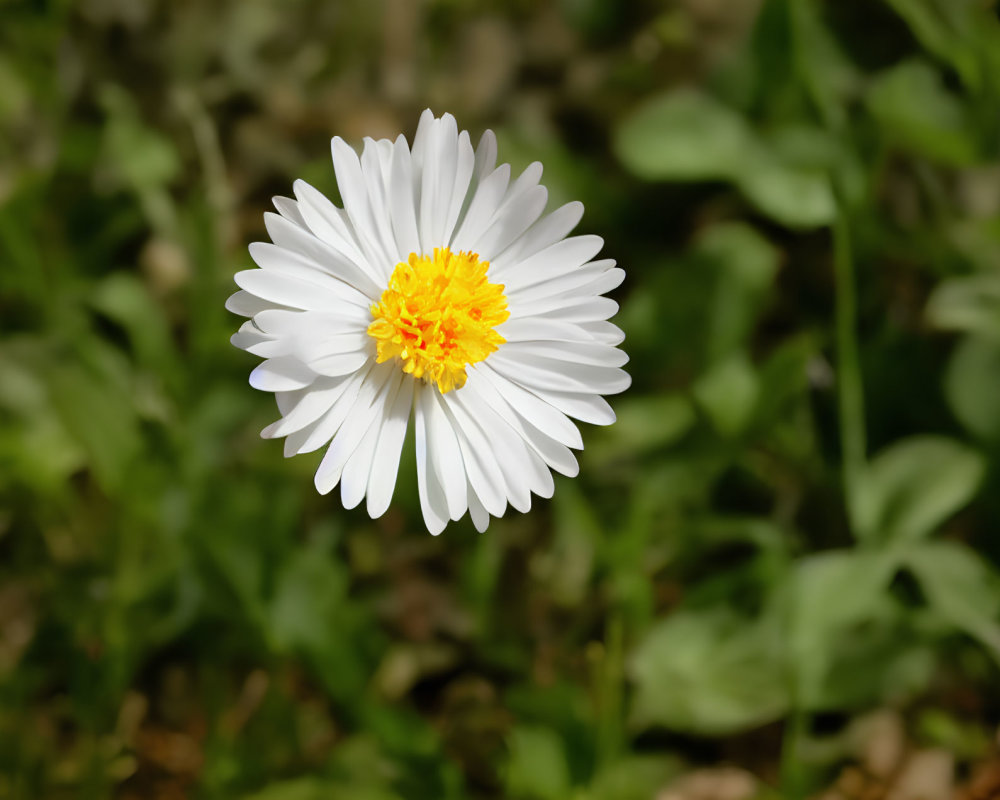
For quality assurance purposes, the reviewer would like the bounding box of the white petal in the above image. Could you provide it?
[231,320,271,351]
[340,402,387,510]
[308,349,372,378]
[443,130,475,245]
[494,235,603,286]
[525,387,616,426]
[253,308,370,337]
[366,378,415,518]
[272,195,308,227]
[488,351,631,395]
[473,129,498,180]
[388,134,421,261]
[331,137,394,270]
[248,242,372,304]
[261,377,353,438]
[287,365,372,454]
[466,367,580,476]
[235,268,367,312]
[513,296,619,323]
[579,320,626,346]
[292,179,368,268]
[419,113,459,250]
[498,317,604,345]
[490,201,584,272]
[314,364,397,494]
[226,290,281,317]
[422,386,468,520]
[440,391,508,518]
[359,137,402,270]
[475,184,548,262]
[472,365,583,449]
[450,164,511,252]
[249,357,315,392]
[506,259,620,302]
[467,485,490,533]
[415,387,451,535]
[263,212,382,298]
[454,388,537,513]
[499,340,629,368]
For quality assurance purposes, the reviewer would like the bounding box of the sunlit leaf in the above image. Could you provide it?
[853,436,986,544]
[907,541,1000,665]
[629,609,789,735]
[614,90,754,181]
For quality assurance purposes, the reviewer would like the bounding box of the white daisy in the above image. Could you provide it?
[228,109,630,534]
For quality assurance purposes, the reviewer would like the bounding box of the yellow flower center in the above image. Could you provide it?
[367,248,510,393]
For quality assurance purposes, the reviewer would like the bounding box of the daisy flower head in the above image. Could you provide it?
[228,110,630,534]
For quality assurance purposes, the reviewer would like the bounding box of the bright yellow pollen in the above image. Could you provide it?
[367,248,510,393]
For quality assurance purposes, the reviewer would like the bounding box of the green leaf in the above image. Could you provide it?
[854,436,986,544]
[926,273,1000,341]
[693,353,760,437]
[503,725,572,800]
[945,335,1000,443]
[735,156,835,228]
[907,541,1000,665]
[883,0,984,90]
[783,550,899,707]
[866,59,977,165]
[613,90,754,181]
[629,609,789,735]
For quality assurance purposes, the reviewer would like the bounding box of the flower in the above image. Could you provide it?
[228,109,630,534]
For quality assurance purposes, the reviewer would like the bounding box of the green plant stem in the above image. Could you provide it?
[596,612,625,770]
[832,200,866,526]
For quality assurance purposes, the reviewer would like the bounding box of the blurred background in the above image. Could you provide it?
[3,0,1000,798]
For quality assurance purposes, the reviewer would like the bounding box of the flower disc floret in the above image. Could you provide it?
[367,248,509,393]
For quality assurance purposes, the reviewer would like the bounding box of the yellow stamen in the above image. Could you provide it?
[367,248,510,393]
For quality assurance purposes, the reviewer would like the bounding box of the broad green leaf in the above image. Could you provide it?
[907,541,1000,665]
[782,550,899,707]
[629,610,789,735]
[926,273,1000,341]
[735,157,835,228]
[866,59,976,165]
[854,436,986,543]
[44,341,142,493]
[883,0,983,89]
[945,335,1000,443]
[504,725,572,800]
[693,353,760,437]
[613,90,754,181]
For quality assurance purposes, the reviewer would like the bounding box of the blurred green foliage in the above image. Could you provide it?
[2,0,1000,798]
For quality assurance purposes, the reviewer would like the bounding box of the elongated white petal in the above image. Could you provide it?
[366,379,414,518]
[415,390,450,535]
[263,212,382,297]
[292,179,368,267]
[441,391,508,518]
[494,235,603,286]
[249,357,315,392]
[422,386,468,520]
[490,201,584,272]
[314,364,396,494]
